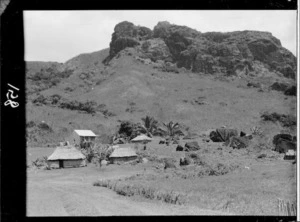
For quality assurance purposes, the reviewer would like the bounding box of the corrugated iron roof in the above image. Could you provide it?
[74,129,97,137]
[109,148,137,158]
[48,146,86,160]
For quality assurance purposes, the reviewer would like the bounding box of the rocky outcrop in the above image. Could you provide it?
[104,21,297,79]
[104,21,152,63]
[141,38,172,62]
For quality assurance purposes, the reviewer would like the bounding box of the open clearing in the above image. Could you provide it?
[27,159,232,216]
[27,147,296,216]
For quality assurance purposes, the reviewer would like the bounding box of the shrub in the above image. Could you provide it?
[32,94,47,105]
[50,77,60,86]
[58,99,97,114]
[26,121,36,128]
[37,122,53,132]
[284,86,296,96]
[64,86,74,92]
[31,156,49,169]
[49,94,61,105]
[261,112,296,127]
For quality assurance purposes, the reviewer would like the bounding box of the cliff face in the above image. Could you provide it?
[105,21,296,79]
[105,21,152,62]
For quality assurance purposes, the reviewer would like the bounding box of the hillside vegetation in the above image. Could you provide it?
[26,21,296,147]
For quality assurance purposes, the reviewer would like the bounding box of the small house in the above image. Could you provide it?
[67,129,97,148]
[131,134,152,143]
[47,145,87,169]
[109,147,137,164]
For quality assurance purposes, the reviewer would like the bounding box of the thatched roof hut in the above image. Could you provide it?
[109,147,137,164]
[47,145,86,169]
[131,134,152,143]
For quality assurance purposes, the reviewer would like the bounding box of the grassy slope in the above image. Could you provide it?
[26,46,296,216]
[26,51,296,146]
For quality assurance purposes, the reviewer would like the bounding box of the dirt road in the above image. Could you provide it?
[27,165,231,216]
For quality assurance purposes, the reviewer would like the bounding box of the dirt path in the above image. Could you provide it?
[27,166,232,216]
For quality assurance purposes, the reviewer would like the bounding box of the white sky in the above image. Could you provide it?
[24,10,297,63]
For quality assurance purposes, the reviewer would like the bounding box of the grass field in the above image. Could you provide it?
[94,160,296,215]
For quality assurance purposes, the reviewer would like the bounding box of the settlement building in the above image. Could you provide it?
[67,129,97,148]
[47,145,87,168]
[109,147,137,164]
[131,134,152,143]
[284,149,296,160]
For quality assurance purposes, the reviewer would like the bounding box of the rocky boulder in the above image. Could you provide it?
[184,141,200,152]
[176,145,184,151]
[163,158,177,169]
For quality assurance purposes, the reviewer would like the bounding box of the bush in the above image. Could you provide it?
[27,68,74,92]
[261,111,296,127]
[59,99,97,114]
[64,86,74,92]
[284,86,296,96]
[31,156,49,169]
[49,94,61,105]
[118,121,141,139]
[37,122,53,132]
[32,94,47,105]
[161,63,180,73]
[27,121,36,128]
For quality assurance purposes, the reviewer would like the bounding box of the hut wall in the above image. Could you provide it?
[110,156,137,164]
[48,160,59,169]
[63,159,86,168]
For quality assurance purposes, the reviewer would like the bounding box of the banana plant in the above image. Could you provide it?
[139,115,159,138]
[157,121,184,140]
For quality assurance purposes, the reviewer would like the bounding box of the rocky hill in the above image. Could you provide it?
[104,21,296,79]
[25,21,297,147]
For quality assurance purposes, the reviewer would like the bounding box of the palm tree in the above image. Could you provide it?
[158,121,184,139]
[139,116,159,138]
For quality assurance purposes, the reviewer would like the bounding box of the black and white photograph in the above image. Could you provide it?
[0,3,298,219]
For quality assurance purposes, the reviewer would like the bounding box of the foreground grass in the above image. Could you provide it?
[93,175,186,205]
[94,160,296,215]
